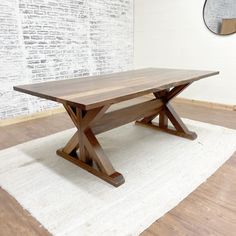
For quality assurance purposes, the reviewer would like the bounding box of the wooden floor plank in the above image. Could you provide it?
[0,99,235,235]
[0,187,50,236]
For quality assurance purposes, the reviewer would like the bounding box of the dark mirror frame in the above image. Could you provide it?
[203,0,236,36]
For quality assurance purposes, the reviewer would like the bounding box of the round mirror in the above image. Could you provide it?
[203,0,236,35]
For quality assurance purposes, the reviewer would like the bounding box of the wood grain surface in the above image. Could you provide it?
[14,68,219,110]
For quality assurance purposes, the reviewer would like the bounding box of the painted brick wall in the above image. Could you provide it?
[0,0,133,119]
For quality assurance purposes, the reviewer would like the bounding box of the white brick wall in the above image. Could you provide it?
[0,0,133,119]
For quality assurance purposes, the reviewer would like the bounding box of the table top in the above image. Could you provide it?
[14,68,219,110]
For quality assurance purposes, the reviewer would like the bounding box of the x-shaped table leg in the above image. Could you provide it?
[57,83,196,187]
[136,83,197,140]
[56,104,125,187]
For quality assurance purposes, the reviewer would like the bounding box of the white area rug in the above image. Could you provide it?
[0,119,235,236]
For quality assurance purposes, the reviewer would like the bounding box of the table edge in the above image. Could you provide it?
[13,70,220,110]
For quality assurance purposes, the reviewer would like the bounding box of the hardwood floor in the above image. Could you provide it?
[0,187,50,236]
[0,100,235,236]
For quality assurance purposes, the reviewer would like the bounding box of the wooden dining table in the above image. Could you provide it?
[14,68,219,187]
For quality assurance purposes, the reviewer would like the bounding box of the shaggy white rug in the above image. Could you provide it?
[0,119,235,236]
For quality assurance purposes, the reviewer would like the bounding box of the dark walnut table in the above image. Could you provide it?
[14,68,219,187]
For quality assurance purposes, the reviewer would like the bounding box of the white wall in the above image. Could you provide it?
[134,0,236,105]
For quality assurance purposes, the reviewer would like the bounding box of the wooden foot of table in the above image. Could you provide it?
[135,120,197,140]
[56,148,125,187]
[135,86,197,141]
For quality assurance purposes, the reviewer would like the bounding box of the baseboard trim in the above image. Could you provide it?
[144,94,235,111]
[0,107,65,127]
[174,97,236,112]
[0,97,235,127]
